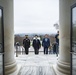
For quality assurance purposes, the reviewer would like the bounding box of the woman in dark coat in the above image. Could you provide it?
[32,35,41,54]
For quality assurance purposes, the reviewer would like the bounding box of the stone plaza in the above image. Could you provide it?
[15,46,58,75]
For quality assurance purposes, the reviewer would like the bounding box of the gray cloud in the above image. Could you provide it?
[14,0,59,34]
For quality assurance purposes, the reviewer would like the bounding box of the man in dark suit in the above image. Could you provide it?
[42,34,50,54]
[23,35,30,54]
[55,31,59,56]
[32,35,41,54]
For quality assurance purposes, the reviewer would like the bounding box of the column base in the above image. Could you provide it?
[53,60,70,75]
[5,61,17,75]
[10,64,21,75]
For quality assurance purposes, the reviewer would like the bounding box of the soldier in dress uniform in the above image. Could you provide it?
[23,35,30,54]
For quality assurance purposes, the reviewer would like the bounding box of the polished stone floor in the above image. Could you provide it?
[72,54,76,75]
[0,54,3,75]
[15,52,57,75]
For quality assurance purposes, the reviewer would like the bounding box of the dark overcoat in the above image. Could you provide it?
[23,38,30,49]
[42,38,50,48]
[32,39,41,50]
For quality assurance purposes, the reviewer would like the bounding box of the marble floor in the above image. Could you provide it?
[72,54,76,75]
[0,54,3,75]
[15,53,57,75]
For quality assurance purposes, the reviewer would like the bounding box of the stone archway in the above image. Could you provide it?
[0,0,74,75]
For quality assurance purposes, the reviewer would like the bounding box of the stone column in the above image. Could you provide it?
[53,0,71,75]
[3,0,17,75]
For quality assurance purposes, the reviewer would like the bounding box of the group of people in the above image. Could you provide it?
[23,34,50,55]
[22,31,59,55]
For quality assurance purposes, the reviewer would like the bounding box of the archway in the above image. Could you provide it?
[0,0,75,75]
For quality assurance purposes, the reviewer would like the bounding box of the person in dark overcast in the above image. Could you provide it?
[55,31,59,56]
[23,35,30,54]
[32,35,41,54]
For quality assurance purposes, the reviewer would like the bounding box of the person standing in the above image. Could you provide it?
[23,35,30,54]
[52,42,56,54]
[15,42,20,57]
[55,31,59,45]
[42,34,50,54]
[55,31,59,56]
[32,35,41,54]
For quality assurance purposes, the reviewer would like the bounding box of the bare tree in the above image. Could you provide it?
[14,35,24,46]
[53,23,59,30]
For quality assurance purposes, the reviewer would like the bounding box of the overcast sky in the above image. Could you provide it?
[14,0,59,34]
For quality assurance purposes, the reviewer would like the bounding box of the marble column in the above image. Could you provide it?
[53,0,71,75]
[2,0,17,75]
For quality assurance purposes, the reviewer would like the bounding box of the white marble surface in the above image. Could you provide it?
[15,53,57,75]
[0,55,3,75]
[72,54,76,75]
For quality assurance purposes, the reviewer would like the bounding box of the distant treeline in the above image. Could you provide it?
[14,34,56,46]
